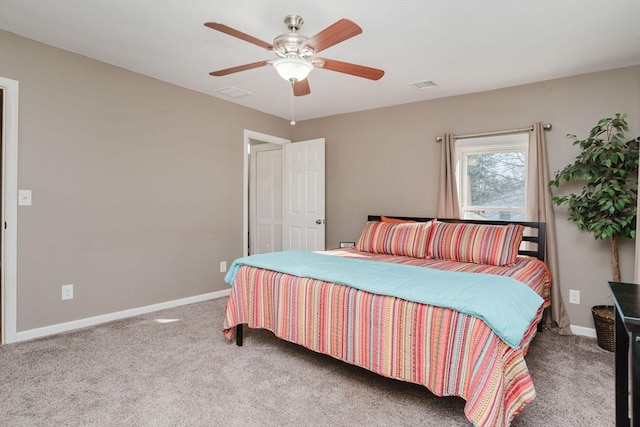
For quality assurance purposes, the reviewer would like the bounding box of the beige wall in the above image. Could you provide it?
[295,66,640,330]
[2,29,638,333]
[0,31,290,331]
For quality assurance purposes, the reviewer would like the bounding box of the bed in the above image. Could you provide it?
[222,216,551,427]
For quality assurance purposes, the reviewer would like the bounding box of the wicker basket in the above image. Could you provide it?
[591,305,615,352]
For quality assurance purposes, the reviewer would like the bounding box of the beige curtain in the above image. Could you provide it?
[437,134,461,218]
[527,122,572,335]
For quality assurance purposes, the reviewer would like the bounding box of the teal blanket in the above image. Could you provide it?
[225,250,543,348]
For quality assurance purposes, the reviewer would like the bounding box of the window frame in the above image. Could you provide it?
[455,133,529,221]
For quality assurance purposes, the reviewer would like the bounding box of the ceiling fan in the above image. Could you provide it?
[205,15,385,96]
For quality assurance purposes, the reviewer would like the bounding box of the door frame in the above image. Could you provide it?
[0,76,19,344]
[243,130,290,257]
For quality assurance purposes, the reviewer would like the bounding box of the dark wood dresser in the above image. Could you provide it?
[609,281,640,427]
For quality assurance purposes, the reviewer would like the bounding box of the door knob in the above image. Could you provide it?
[315,219,322,224]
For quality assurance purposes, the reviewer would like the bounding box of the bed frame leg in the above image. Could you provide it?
[537,322,543,333]
[236,324,243,346]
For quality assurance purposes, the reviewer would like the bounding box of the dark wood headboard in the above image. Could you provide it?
[367,215,546,262]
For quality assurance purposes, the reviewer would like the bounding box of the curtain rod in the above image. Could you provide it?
[435,123,552,142]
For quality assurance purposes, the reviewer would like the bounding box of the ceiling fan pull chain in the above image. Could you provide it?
[290,85,296,126]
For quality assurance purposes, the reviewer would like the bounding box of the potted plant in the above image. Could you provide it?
[549,113,638,351]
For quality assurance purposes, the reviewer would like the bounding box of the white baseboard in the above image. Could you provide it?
[570,324,597,338]
[15,289,231,343]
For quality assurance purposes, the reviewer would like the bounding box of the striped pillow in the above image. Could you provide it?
[356,221,433,258]
[426,221,524,266]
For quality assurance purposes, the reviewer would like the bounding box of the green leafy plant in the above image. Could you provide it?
[549,113,638,282]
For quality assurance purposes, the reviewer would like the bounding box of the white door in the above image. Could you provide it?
[249,143,283,254]
[284,138,326,251]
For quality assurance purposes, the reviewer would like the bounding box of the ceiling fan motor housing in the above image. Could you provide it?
[273,15,313,59]
[273,33,313,59]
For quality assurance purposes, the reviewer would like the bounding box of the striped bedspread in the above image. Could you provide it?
[222,248,551,427]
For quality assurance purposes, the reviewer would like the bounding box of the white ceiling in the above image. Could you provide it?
[1,1,639,121]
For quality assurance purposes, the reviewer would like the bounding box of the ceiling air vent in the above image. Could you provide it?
[410,80,438,90]
[214,86,252,98]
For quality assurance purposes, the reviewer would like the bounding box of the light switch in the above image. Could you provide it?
[18,189,32,206]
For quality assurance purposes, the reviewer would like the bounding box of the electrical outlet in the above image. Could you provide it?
[569,289,580,305]
[62,284,74,300]
[220,261,227,273]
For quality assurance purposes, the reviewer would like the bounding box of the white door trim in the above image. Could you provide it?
[0,76,19,344]
[243,130,290,257]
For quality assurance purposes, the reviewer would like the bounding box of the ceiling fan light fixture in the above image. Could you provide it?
[273,57,313,82]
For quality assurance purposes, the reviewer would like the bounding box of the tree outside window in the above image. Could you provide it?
[456,134,528,221]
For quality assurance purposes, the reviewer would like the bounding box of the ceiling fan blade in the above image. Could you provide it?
[306,19,362,53]
[209,60,270,76]
[315,57,384,80]
[293,79,311,97]
[204,22,273,50]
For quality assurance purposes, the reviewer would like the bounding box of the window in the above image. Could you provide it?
[456,134,528,221]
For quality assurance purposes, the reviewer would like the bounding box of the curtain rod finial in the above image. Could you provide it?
[543,123,552,131]
[435,136,443,143]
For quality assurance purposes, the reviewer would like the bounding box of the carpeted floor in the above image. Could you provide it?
[0,298,614,426]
